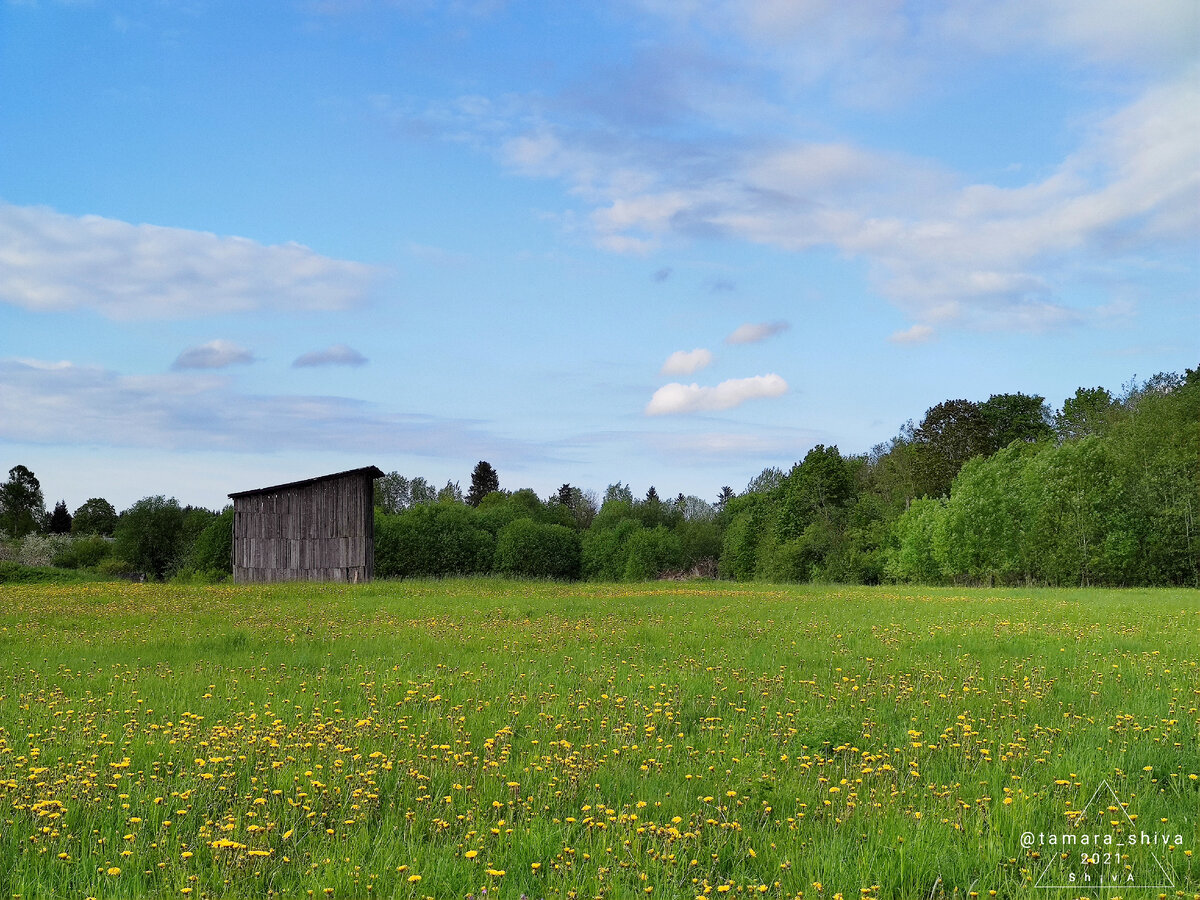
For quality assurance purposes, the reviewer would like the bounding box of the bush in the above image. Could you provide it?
[623,526,684,581]
[0,560,101,584]
[581,519,642,581]
[95,557,138,579]
[375,503,494,578]
[16,533,72,567]
[184,508,233,577]
[52,535,115,570]
[494,519,582,580]
[676,519,722,573]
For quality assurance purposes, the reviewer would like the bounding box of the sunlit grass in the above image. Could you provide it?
[0,580,1197,898]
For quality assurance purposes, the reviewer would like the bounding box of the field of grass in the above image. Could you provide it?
[0,579,1196,899]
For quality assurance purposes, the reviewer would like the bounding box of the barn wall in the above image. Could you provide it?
[232,473,375,583]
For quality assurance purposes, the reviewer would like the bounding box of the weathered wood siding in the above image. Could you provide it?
[230,468,379,583]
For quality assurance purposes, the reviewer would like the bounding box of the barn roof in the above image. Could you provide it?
[228,466,385,499]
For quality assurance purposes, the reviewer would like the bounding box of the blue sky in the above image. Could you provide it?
[1,0,1197,512]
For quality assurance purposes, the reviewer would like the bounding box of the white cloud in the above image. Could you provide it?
[725,321,790,345]
[0,202,382,319]
[645,373,787,415]
[293,344,369,367]
[172,340,255,370]
[660,348,713,375]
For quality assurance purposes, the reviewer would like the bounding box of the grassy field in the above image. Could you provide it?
[0,580,1196,899]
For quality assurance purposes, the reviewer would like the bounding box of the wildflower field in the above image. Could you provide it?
[0,580,1197,900]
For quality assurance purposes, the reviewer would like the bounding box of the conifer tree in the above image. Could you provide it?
[466,461,499,507]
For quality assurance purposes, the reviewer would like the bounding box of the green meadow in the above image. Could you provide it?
[0,580,1196,899]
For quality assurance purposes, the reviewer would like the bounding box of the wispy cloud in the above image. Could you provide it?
[645,374,787,416]
[887,324,935,345]
[659,348,712,376]
[172,340,255,370]
[293,344,369,368]
[430,1,1198,337]
[492,68,1199,334]
[0,202,382,320]
[0,357,543,460]
[725,321,790,345]
[645,428,819,461]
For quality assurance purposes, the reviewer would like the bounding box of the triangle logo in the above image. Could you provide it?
[1032,780,1175,891]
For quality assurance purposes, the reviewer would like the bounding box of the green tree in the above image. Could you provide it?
[675,517,722,574]
[717,492,769,580]
[603,482,634,505]
[113,496,187,580]
[436,480,463,504]
[980,392,1052,451]
[939,443,1043,584]
[1054,387,1116,441]
[552,484,598,530]
[912,400,991,497]
[52,534,114,570]
[466,461,499,507]
[885,497,950,584]
[581,519,642,581]
[0,465,45,538]
[183,507,234,579]
[777,444,853,540]
[634,486,674,529]
[476,488,554,535]
[71,498,118,536]
[745,467,784,495]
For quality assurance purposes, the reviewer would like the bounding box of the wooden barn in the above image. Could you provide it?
[228,466,384,583]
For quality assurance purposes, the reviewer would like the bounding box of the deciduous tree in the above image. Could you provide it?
[0,465,45,538]
[71,498,118,536]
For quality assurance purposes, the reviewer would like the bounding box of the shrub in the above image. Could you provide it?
[493,519,582,580]
[95,557,138,579]
[185,508,233,577]
[622,526,684,581]
[0,560,100,584]
[375,503,494,578]
[675,519,722,572]
[581,519,642,581]
[17,533,72,567]
[52,535,115,570]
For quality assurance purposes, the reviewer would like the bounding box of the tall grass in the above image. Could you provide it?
[0,580,1196,898]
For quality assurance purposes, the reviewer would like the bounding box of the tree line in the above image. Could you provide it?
[2,368,1196,586]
